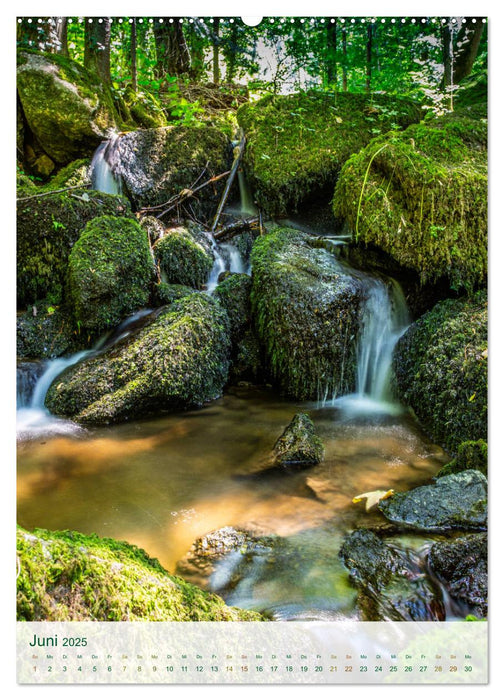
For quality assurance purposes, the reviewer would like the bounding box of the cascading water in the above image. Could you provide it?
[204,236,248,294]
[90,133,123,195]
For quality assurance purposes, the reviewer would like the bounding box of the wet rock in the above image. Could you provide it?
[427,534,487,618]
[333,110,487,293]
[251,227,365,400]
[67,216,155,333]
[114,126,232,221]
[436,440,487,478]
[151,282,197,307]
[17,51,117,165]
[339,529,445,621]
[17,361,45,407]
[273,413,324,469]
[378,470,487,532]
[17,305,84,360]
[392,291,487,454]
[139,215,166,245]
[153,225,213,290]
[17,189,132,308]
[45,294,231,424]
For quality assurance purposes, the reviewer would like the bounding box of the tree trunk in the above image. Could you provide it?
[84,17,112,85]
[441,22,455,108]
[213,19,220,84]
[366,24,373,93]
[325,22,338,86]
[452,19,485,84]
[18,18,59,52]
[342,26,348,91]
[153,20,191,77]
[225,23,239,82]
[131,18,137,92]
[55,17,68,56]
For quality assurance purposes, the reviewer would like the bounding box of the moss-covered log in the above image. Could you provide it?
[333,110,487,292]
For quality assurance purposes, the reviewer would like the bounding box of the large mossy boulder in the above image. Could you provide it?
[45,294,230,424]
[17,304,84,359]
[378,470,487,532]
[251,227,364,400]
[436,439,488,478]
[67,216,155,333]
[339,529,444,621]
[426,533,487,618]
[17,51,117,165]
[17,526,262,621]
[17,189,132,308]
[393,291,487,453]
[153,225,214,289]
[237,92,423,216]
[114,126,232,220]
[333,110,487,292]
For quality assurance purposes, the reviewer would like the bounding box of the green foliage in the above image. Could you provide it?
[393,291,487,454]
[17,526,263,621]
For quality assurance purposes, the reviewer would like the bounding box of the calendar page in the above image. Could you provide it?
[15,5,488,686]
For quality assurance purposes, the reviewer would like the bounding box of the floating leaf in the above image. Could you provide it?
[352,489,395,511]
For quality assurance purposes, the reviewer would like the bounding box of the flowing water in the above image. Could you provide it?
[90,133,123,195]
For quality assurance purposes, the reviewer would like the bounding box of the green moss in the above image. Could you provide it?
[251,227,363,400]
[45,294,230,423]
[154,227,213,289]
[17,189,132,308]
[122,86,168,128]
[17,526,263,621]
[214,273,252,342]
[44,158,90,190]
[67,216,155,332]
[333,111,487,292]
[17,303,86,359]
[152,282,197,306]
[437,439,488,478]
[237,91,423,216]
[393,291,487,453]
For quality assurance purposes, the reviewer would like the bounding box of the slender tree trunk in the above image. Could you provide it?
[153,19,191,77]
[366,24,373,93]
[130,18,137,91]
[55,17,68,56]
[342,26,348,91]
[84,17,112,84]
[441,21,455,109]
[213,19,220,84]
[452,19,485,84]
[325,22,338,86]
[225,23,238,82]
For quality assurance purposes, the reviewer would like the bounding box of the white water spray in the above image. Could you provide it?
[90,133,123,195]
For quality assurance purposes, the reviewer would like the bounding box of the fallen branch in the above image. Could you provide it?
[17,184,88,203]
[214,216,259,241]
[211,134,246,232]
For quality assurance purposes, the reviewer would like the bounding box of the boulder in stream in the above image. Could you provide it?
[427,533,487,618]
[378,470,487,532]
[153,225,214,289]
[45,294,231,424]
[17,51,118,165]
[333,108,487,293]
[17,304,85,360]
[392,290,487,454]
[67,215,156,332]
[272,413,324,468]
[114,125,232,221]
[339,529,445,621]
[251,227,364,400]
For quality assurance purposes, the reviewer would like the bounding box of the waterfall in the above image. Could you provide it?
[237,171,257,216]
[90,133,123,195]
[204,234,248,294]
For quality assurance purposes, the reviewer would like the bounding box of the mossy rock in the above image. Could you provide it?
[115,125,232,221]
[45,158,91,190]
[45,294,230,424]
[152,282,197,306]
[67,215,155,333]
[17,50,118,165]
[272,413,324,468]
[436,439,487,478]
[214,273,252,343]
[16,526,262,621]
[378,470,487,532]
[251,227,364,400]
[123,86,168,129]
[17,304,85,360]
[392,291,487,453]
[16,169,37,196]
[237,91,423,216]
[153,226,214,289]
[17,189,132,308]
[333,111,487,292]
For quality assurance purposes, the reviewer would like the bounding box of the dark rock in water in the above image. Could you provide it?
[17,189,132,308]
[153,225,214,290]
[17,361,45,407]
[427,534,487,618]
[45,294,230,424]
[392,291,487,454]
[378,470,487,532]
[115,126,232,221]
[436,440,488,478]
[339,529,445,621]
[17,305,84,360]
[17,51,117,165]
[251,227,365,400]
[273,413,324,469]
[67,215,156,333]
